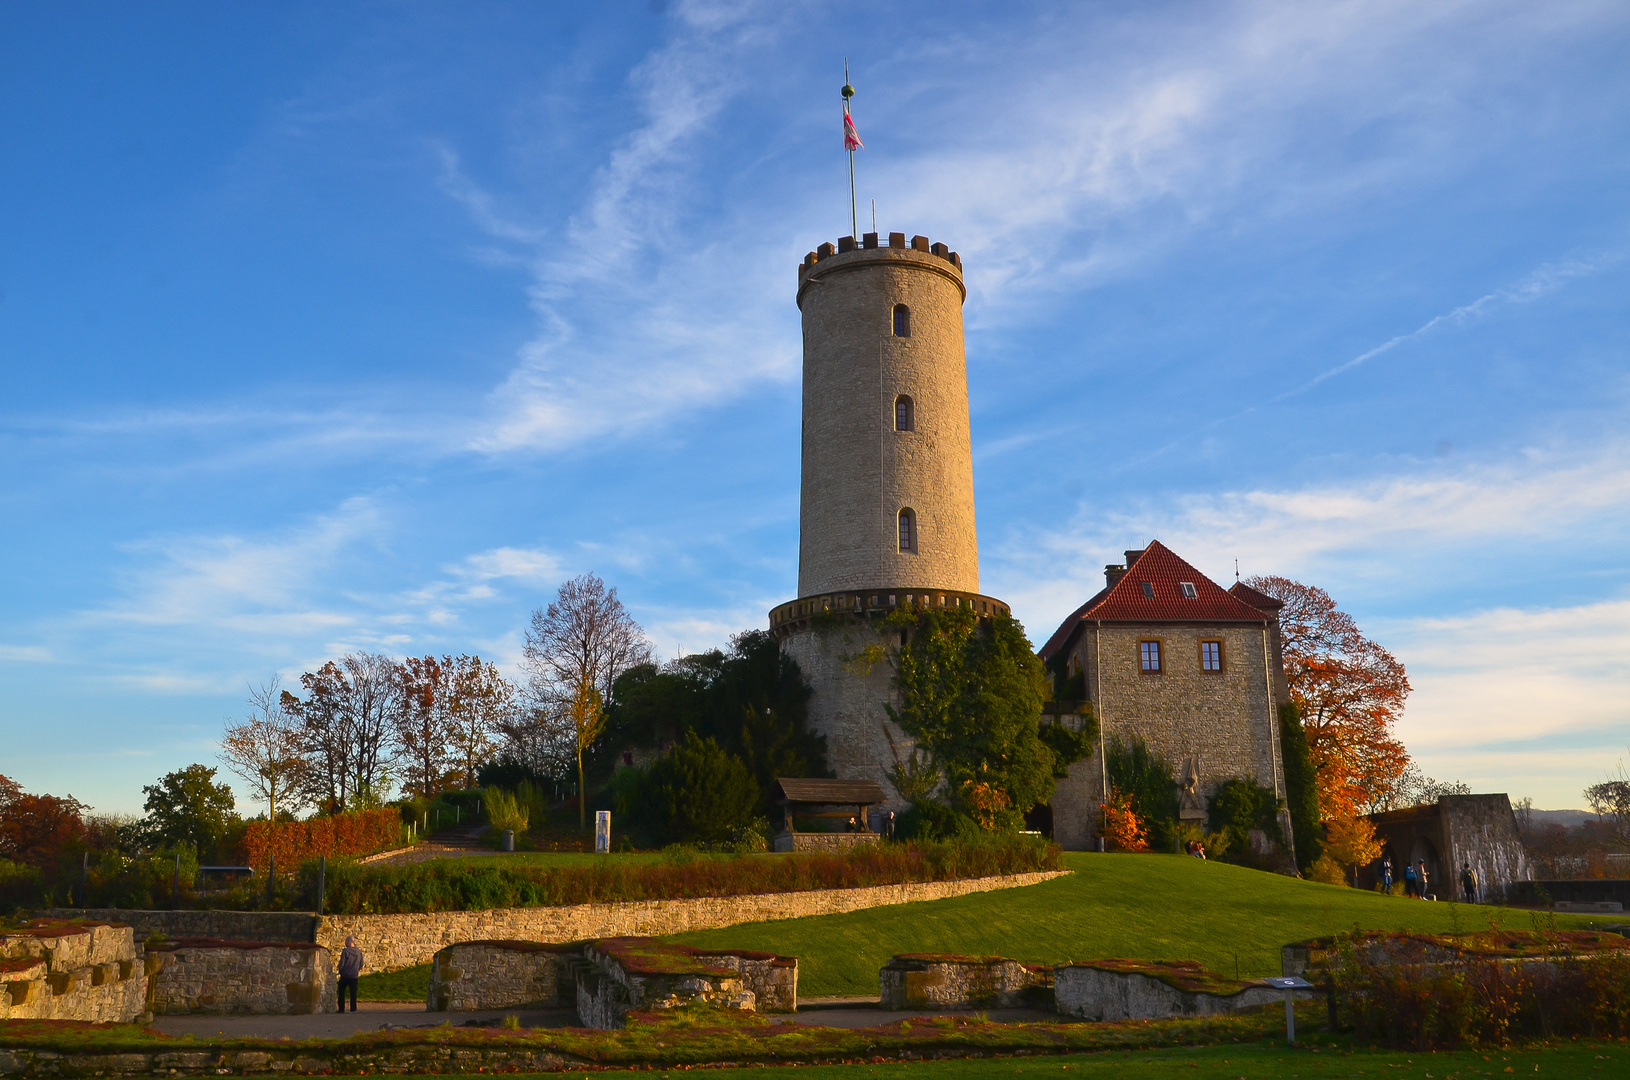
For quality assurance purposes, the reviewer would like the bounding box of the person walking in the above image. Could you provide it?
[1382,856,1393,895]
[337,936,364,1013]
[1402,860,1418,898]
[1417,861,1431,900]
[1461,863,1478,904]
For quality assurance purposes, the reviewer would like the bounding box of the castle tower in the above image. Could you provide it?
[769,232,1010,808]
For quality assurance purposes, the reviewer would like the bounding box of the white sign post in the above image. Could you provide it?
[595,810,611,854]
[1261,977,1313,1043]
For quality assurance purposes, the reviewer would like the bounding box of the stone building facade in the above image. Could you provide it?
[1039,541,1294,853]
[772,232,1009,809]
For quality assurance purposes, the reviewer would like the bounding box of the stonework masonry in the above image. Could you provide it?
[146,942,333,1015]
[1050,622,1287,851]
[0,921,150,1023]
[51,872,1064,975]
[795,242,978,597]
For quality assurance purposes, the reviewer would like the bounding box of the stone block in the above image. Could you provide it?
[147,940,333,1015]
[426,940,577,1011]
[1054,962,1288,1020]
[879,954,1044,1010]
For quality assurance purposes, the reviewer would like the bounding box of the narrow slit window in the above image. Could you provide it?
[1140,640,1162,672]
[892,304,910,337]
[1200,641,1222,671]
[898,508,916,552]
[895,395,914,431]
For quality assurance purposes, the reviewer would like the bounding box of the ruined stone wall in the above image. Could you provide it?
[1053,965,1289,1021]
[315,870,1065,971]
[1050,623,1284,850]
[878,955,1043,1010]
[41,909,318,945]
[426,942,575,1011]
[0,921,149,1023]
[1438,794,1532,902]
[146,942,333,1016]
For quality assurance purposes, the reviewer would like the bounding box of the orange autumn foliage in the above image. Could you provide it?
[960,779,1012,831]
[1099,787,1148,852]
[1244,576,1411,819]
[242,808,402,874]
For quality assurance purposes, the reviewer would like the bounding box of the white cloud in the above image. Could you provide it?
[992,439,1630,635]
[0,645,53,663]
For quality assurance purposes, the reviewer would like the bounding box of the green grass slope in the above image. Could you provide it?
[669,852,1601,997]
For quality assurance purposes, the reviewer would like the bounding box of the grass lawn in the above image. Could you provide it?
[669,852,1605,997]
[404,1039,1622,1079]
[357,963,433,1001]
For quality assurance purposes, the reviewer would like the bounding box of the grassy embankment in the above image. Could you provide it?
[361,851,1602,1001]
[672,852,1605,997]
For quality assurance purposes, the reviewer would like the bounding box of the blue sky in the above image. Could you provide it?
[3,1,1627,815]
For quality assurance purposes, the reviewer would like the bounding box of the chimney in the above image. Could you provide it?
[1123,548,1146,569]
[1104,564,1128,588]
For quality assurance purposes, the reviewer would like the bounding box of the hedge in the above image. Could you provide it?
[243,808,403,874]
[299,833,1060,914]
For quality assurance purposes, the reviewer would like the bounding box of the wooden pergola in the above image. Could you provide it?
[774,778,887,835]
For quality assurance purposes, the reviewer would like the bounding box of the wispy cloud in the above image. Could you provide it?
[0,645,54,663]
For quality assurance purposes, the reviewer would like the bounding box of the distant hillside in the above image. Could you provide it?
[1528,809,1599,829]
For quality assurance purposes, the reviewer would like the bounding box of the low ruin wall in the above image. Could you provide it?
[41,871,1064,974]
[321,871,1065,971]
[879,955,1044,1010]
[0,920,150,1023]
[1053,964,1288,1021]
[146,941,333,1016]
[426,941,577,1012]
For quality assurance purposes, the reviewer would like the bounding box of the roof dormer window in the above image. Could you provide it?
[1180,582,1197,599]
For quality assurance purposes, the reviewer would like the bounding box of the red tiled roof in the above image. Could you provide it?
[1228,580,1285,612]
[1038,540,1268,661]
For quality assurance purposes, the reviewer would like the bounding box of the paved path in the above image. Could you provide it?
[149,1002,578,1038]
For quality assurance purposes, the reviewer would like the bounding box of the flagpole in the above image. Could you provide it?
[842,61,857,239]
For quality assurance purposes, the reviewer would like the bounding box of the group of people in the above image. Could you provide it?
[1183,838,1207,860]
[1380,857,1479,903]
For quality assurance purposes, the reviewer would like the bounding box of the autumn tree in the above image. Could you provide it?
[281,653,401,812]
[395,655,457,797]
[219,677,308,822]
[1243,576,1411,820]
[522,573,652,825]
[443,655,515,789]
[0,774,87,870]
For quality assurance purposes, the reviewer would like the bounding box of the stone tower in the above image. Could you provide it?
[769,232,1010,810]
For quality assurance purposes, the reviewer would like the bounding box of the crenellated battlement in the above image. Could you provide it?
[800,232,961,276]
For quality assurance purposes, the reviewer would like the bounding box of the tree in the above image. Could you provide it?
[566,678,605,829]
[628,732,759,846]
[443,655,515,789]
[281,654,401,813]
[1099,787,1148,852]
[0,775,87,870]
[1279,703,1323,870]
[395,655,457,798]
[1243,576,1412,820]
[1379,763,1471,811]
[1585,762,1630,847]
[883,606,1057,829]
[140,765,237,858]
[522,573,652,824]
[219,677,308,822]
[1309,813,1384,887]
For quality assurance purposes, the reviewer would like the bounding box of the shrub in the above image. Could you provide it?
[483,788,530,834]
[1333,930,1630,1048]
[1099,786,1148,852]
[1206,776,1282,855]
[897,800,980,842]
[1104,737,1178,851]
[630,732,758,847]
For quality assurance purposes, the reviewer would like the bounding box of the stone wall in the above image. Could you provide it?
[1360,794,1531,902]
[1050,622,1285,851]
[772,831,880,854]
[426,941,576,1011]
[1053,964,1289,1021]
[41,909,318,945]
[878,954,1044,1010]
[147,941,333,1015]
[0,920,150,1023]
[315,870,1066,971]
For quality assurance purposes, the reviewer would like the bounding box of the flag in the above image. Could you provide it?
[843,110,863,151]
